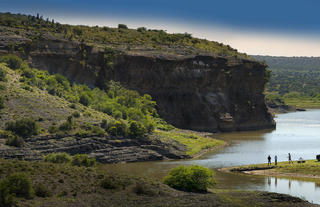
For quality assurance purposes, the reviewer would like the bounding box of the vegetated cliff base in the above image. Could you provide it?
[0,31,275,132]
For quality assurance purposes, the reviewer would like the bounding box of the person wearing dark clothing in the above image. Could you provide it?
[274,155,278,165]
[288,153,293,164]
[268,155,271,165]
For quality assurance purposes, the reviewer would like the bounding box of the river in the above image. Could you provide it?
[107,109,320,204]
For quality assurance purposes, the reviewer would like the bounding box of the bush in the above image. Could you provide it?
[129,121,146,138]
[48,125,59,134]
[59,116,74,131]
[0,55,22,69]
[163,165,216,192]
[118,24,128,29]
[107,121,128,136]
[0,96,4,110]
[0,83,6,91]
[5,119,39,138]
[100,175,129,190]
[5,136,24,147]
[72,111,80,118]
[100,176,121,190]
[71,154,96,167]
[0,173,34,201]
[0,68,6,82]
[0,182,14,207]
[44,152,72,164]
[79,94,90,106]
[34,184,51,197]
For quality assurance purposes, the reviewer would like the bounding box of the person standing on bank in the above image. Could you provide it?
[268,155,271,165]
[274,155,278,165]
[288,153,292,164]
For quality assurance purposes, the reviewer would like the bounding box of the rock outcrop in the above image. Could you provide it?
[0,134,188,163]
[0,29,275,132]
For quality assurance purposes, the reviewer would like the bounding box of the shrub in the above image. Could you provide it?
[72,111,80,118]
[59,116,74,131]
[132,181,156,196]
[79,94,90,106]
[118,24,128,29]
[0,173,34,199]
[100,119,108,129]
[112,110,122,119]
[0,96,4,110]
[48,125,59,134]
[0,181,14,207]
[0,68,6,82]
[129,121,146,138]
[100,176,121,190]
[5,136,24,147]
[100,175,129,190]
[0,55,22,69]
[44,152,72,164]
[69,103,76,109]
[5,119,39,138]
[163,165,216,192]
[0,83,6,91]
[34,184,51,197]
[71,154,96,167]
[107,121,128,136]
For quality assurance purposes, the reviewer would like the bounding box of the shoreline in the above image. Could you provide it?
[191,141,229,159]
[220,160,320,182]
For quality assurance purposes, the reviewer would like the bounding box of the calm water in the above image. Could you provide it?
[108,110,320,204]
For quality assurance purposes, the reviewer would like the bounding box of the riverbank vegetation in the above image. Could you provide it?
[0,158,313,207]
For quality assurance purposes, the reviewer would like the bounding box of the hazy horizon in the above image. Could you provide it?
[1,0,320,57]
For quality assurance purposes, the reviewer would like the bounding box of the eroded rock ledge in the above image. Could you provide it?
[0,32,275,132]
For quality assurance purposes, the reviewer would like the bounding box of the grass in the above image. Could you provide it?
[0,63,111,133]
[230,160,320,177]
[155,130,225,156]
[0,158,311,207]
[0,12,249,58]
[283,98,320,108]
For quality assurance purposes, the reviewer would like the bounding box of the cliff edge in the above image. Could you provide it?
[0,13,275,132]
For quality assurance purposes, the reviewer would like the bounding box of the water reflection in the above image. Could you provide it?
[263,177,320,204]
[107,110,320,204]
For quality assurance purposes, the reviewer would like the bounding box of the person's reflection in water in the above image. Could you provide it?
[267,177,271,186]
[275,177,277,187]
[288,179,292,190]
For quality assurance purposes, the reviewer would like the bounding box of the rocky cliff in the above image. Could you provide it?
[0,29,275,132]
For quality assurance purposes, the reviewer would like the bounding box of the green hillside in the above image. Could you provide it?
[252,55,320,108]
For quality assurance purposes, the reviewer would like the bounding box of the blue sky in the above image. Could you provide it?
[1,0,320,56]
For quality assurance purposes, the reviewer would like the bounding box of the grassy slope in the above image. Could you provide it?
[0,62,225,158]
[0,158,314,207]
[0,63,111,131]
[0,12,249,58]
[156,130,225,156]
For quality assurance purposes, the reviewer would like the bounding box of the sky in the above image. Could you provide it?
[1,0,320,56]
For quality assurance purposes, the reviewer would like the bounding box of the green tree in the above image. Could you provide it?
[129,121,146,138]
[5,119,39,138]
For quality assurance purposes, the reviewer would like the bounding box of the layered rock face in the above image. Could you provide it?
[0,37,275,132]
